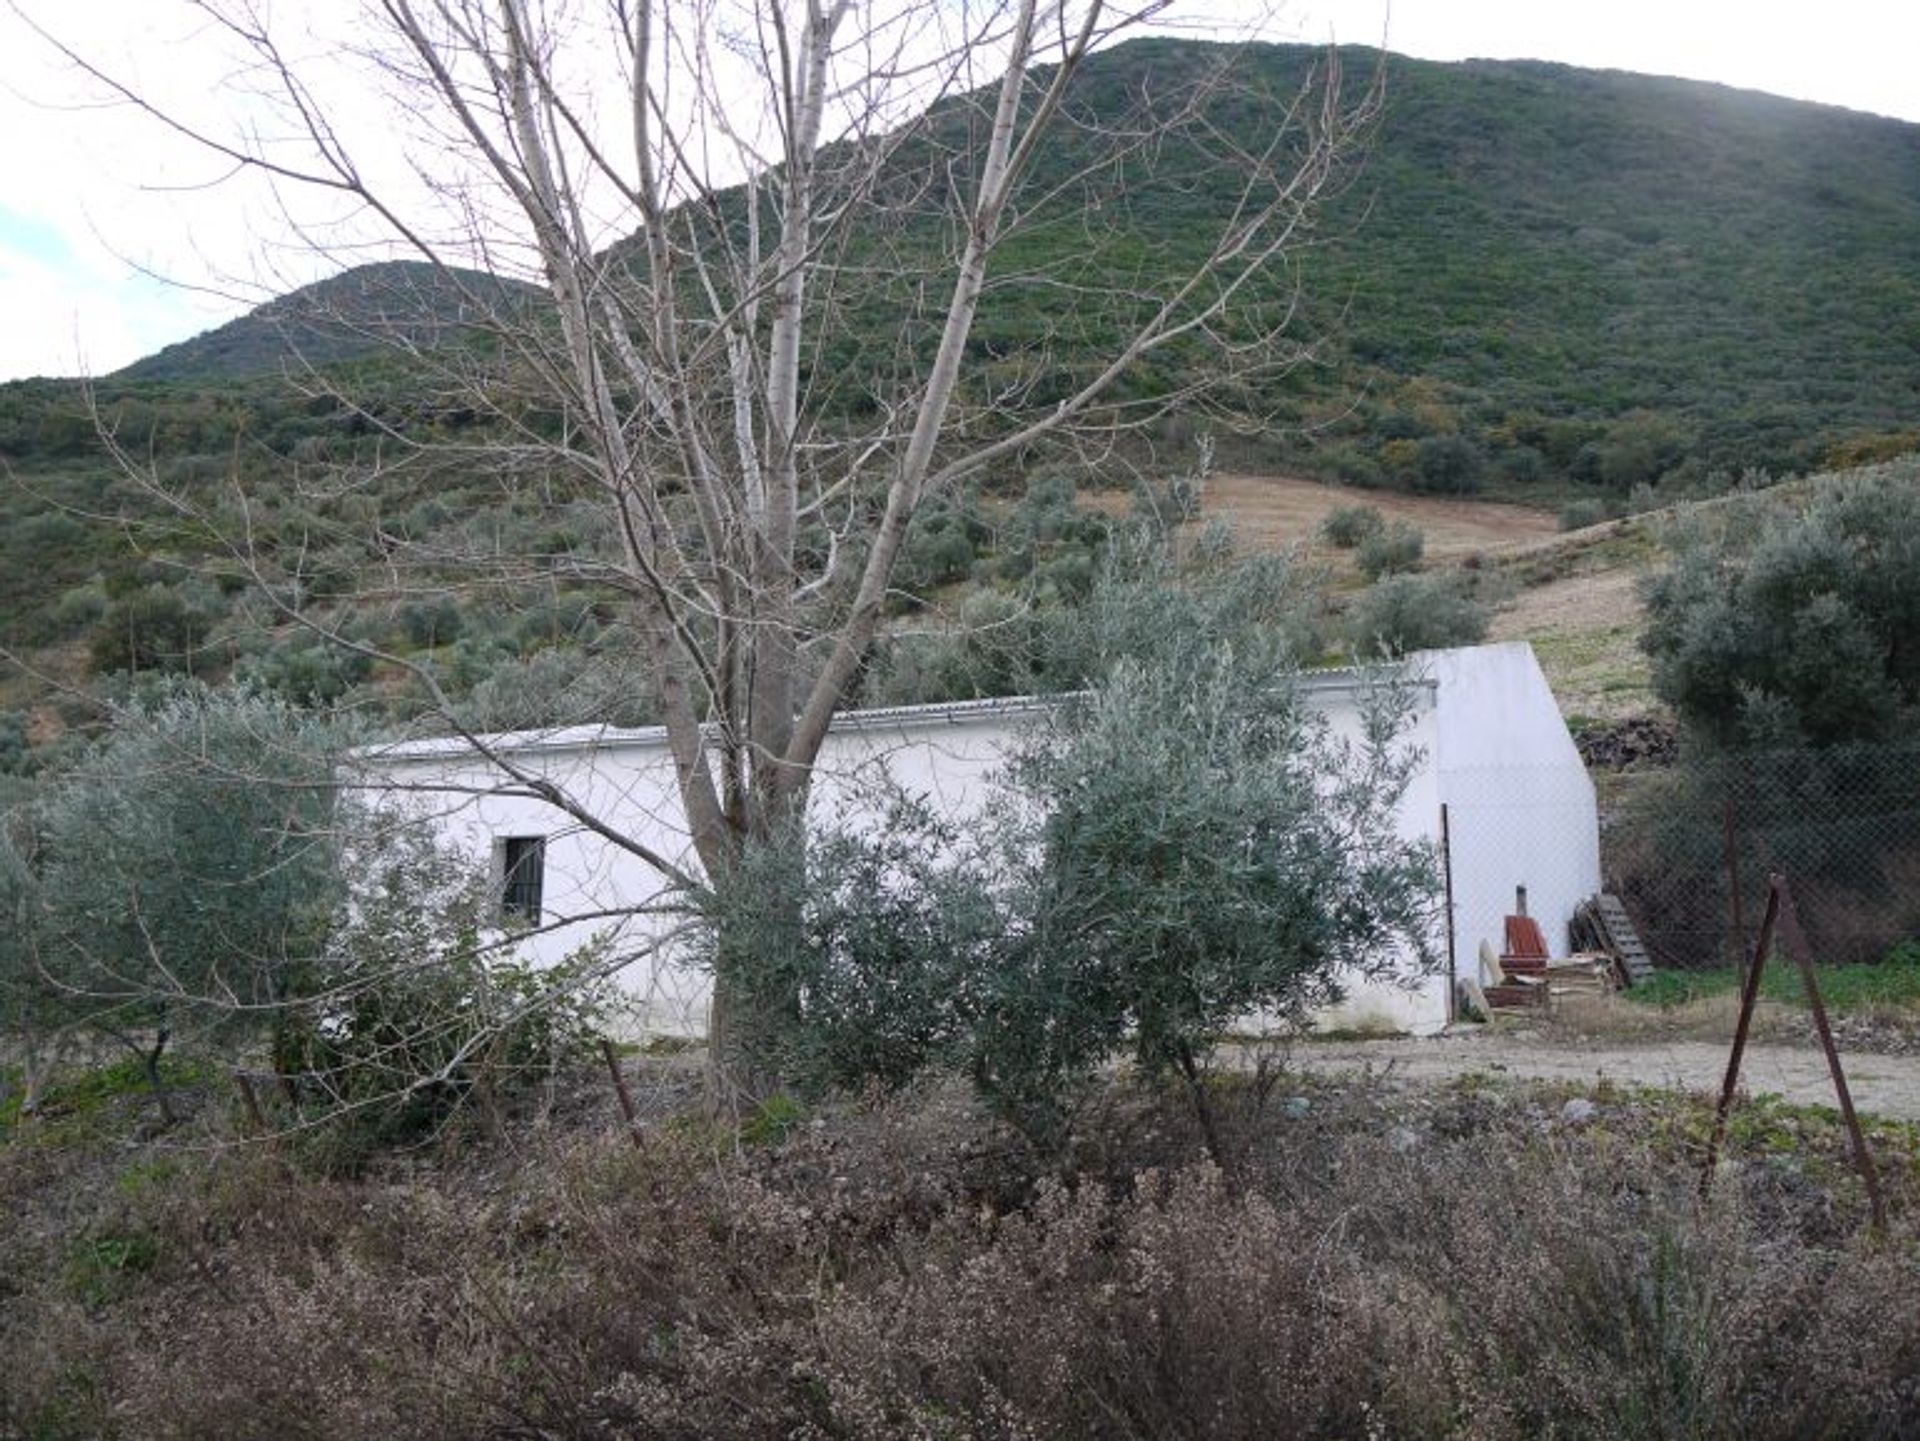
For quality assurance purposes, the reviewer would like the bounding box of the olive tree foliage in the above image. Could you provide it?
[0,776,68,1115]
[18,685,340,1121]
[33,0,1378,1093]
[1342,571,1489,658]
[705,546,1439,1150]
[0,687,613,1133]
[275,813,614,1155]
[1640,464,1920,747]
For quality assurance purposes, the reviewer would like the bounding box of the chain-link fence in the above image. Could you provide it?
[1440,763,1603,984]
[1603,743,1920,971]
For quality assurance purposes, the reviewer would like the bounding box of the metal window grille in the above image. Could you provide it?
[499,835,545,924]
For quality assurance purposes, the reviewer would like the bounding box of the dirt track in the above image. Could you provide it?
[1284,1033,1920,1121]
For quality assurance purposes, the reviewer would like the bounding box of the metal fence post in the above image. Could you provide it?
[1702,873,1887,1234]
[1774,876,1887,1233]
[1701,883,1778,1195]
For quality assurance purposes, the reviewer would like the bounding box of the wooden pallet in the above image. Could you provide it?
[1573,894,1656,988]
[1484,980,1549,1011]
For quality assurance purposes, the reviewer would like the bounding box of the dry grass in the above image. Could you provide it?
[1488,569,1653,720]
[1199,471,1558,571]
[1179,472,1659,713]
[5,1059,1920,1440]
[1545,990,1804,1045]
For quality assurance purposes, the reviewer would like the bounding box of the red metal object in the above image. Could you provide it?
[1503,915,1550,959]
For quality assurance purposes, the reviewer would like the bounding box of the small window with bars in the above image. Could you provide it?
[494,835,546,925]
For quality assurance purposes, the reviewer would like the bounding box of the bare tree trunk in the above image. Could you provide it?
[142,1027,177,1129]
[31,2,1380,1103]
[1175,1043,1232,1175]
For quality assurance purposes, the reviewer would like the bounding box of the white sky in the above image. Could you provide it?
[1,0,1916,383]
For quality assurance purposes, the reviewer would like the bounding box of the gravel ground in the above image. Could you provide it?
[1284,1030,1920,1121]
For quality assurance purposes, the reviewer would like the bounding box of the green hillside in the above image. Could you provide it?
[4,39,1919,746]
[112,261,542,385]
[1308,54,1920,487]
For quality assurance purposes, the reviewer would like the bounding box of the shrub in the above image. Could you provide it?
[1343,573,1490,657]
[699,794,999,1095]
[6,1082,1919,1440]
[397,596,465,648]
[1497,443,1547,484]
[456,648,657,729]
[1559,498,1610,531]
[861,590,1052,707]
[1595,413,1692,489]
[88,586,211,676]
[277,817,612,1158]
[0,711,28,776]
[232,637,373,707]
[1414,433,1486,494]
[1321,443,1384,488]
[719,546,1432,1151]
[992,470,1110,588]
[893,492,984,598]
[1640,463,1920,745]
[1318,503,1386,549]
[26,685,340,1120]
[1355,520,1425,579]
[973,634,1436,1148]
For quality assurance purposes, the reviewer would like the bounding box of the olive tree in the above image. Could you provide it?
[29,685,339,1121]
[1640,463,1920,747]
[709,543,1439,1152]
[0,776,69,1116]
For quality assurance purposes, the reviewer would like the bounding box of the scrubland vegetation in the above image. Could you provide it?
[6,1058,1920,1440]
[7,39,1920,751]
[6,31,1920,1439]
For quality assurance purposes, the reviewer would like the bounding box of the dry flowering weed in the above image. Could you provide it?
[3,1068,1918,1439]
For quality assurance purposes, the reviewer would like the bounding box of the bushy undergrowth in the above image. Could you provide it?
[1342,571,1490,657]
[1318,502,1386,548]
[4,1068,1918,1441]
[1354,519,1425,579]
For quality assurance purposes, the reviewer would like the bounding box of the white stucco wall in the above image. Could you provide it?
[352,642,1599,1039]
[1297,678,1446,1036]
[353,699,1052,1035]
[1427,642,1602,988]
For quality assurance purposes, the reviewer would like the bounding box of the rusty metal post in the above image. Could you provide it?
[1701,882,1779,1195]
[1773,876,1887,1233]
[1440,804,1457,1023]
[601,1039,646,1150]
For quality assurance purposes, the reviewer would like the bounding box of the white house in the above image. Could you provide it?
[351,641,1599,1037]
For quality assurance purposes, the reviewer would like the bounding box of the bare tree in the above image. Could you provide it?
[26,0,1377,1095]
